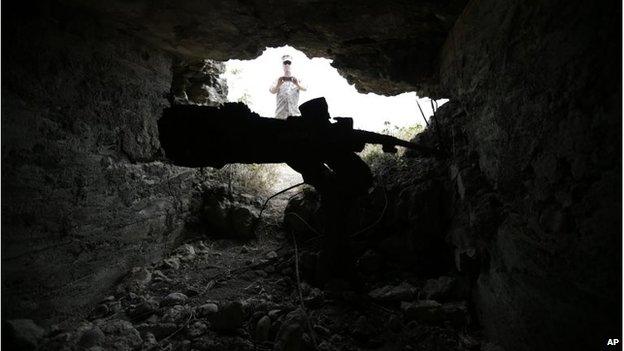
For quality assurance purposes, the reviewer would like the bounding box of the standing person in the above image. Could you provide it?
[269,54,306,119]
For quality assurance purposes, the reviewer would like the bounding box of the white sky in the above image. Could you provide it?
[221,45,447,132]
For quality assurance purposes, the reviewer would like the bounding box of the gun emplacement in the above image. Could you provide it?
[158,97,440,169]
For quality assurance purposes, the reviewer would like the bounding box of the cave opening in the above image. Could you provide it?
[170,44,449,196]
[153,41,467,349]
[220,45,448,132]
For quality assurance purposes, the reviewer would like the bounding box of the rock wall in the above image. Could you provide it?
[1,3,222,324]
[171,59,228,106]
[434,0,621,350]
[61,0,468,95]
[2,1,619,348]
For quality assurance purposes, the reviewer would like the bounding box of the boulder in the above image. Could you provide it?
[162,305,191,324]
[197,303,219,317]
[161,292,188,306]
[229,206,258,239]
[284,189,324,240]
[255,315,271,342]
[123,267,152,292]
[176,244,197,261]
[97,319,143,349]
[368,282,420,302]
[422,276,457,301]
[76,324,105,348]
[202,192,260,239]
[127,299,159,322]
[142,332,158,349]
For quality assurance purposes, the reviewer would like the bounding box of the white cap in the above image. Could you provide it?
[281,54,292,62]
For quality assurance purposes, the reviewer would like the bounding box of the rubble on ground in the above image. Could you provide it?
[33,236,484,351]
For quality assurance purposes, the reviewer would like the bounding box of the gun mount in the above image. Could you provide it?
[158,97,441,284]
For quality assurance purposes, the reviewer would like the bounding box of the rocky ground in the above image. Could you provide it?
[5,184,497,351]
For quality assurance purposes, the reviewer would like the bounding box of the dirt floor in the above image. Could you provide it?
[37,193,487,351]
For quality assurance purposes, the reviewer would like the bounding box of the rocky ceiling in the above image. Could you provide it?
[65,0,467,95]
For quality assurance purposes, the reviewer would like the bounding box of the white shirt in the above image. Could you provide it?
[274,79,301,119]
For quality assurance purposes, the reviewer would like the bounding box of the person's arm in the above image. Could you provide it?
[269,77,283,94]
[292,77,307,91]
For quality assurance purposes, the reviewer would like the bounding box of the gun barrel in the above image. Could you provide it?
[351,130,440,155]
[158,103,443,168]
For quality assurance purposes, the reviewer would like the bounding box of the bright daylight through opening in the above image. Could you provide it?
[220,46,448,192]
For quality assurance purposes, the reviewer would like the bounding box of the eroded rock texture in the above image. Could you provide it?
[1,0,620,350]
[171,59,228,106]
[1,4,223,323]
[435,1,621,350]
[61,0,467,95]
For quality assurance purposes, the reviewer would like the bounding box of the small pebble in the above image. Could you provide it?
[197,303,219,317]
[161,292,188,306]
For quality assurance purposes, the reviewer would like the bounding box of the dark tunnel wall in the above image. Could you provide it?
[1,4,211,323]
[1,0,469,324]
[437,0,621,350]
[1,0,621,349]
[58,0,469,95]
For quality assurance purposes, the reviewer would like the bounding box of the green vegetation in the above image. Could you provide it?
[360,122,424,170]
[208,122,422,196]
[211,163,281,196]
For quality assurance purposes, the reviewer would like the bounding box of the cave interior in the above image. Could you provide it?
[1,1,621,350]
